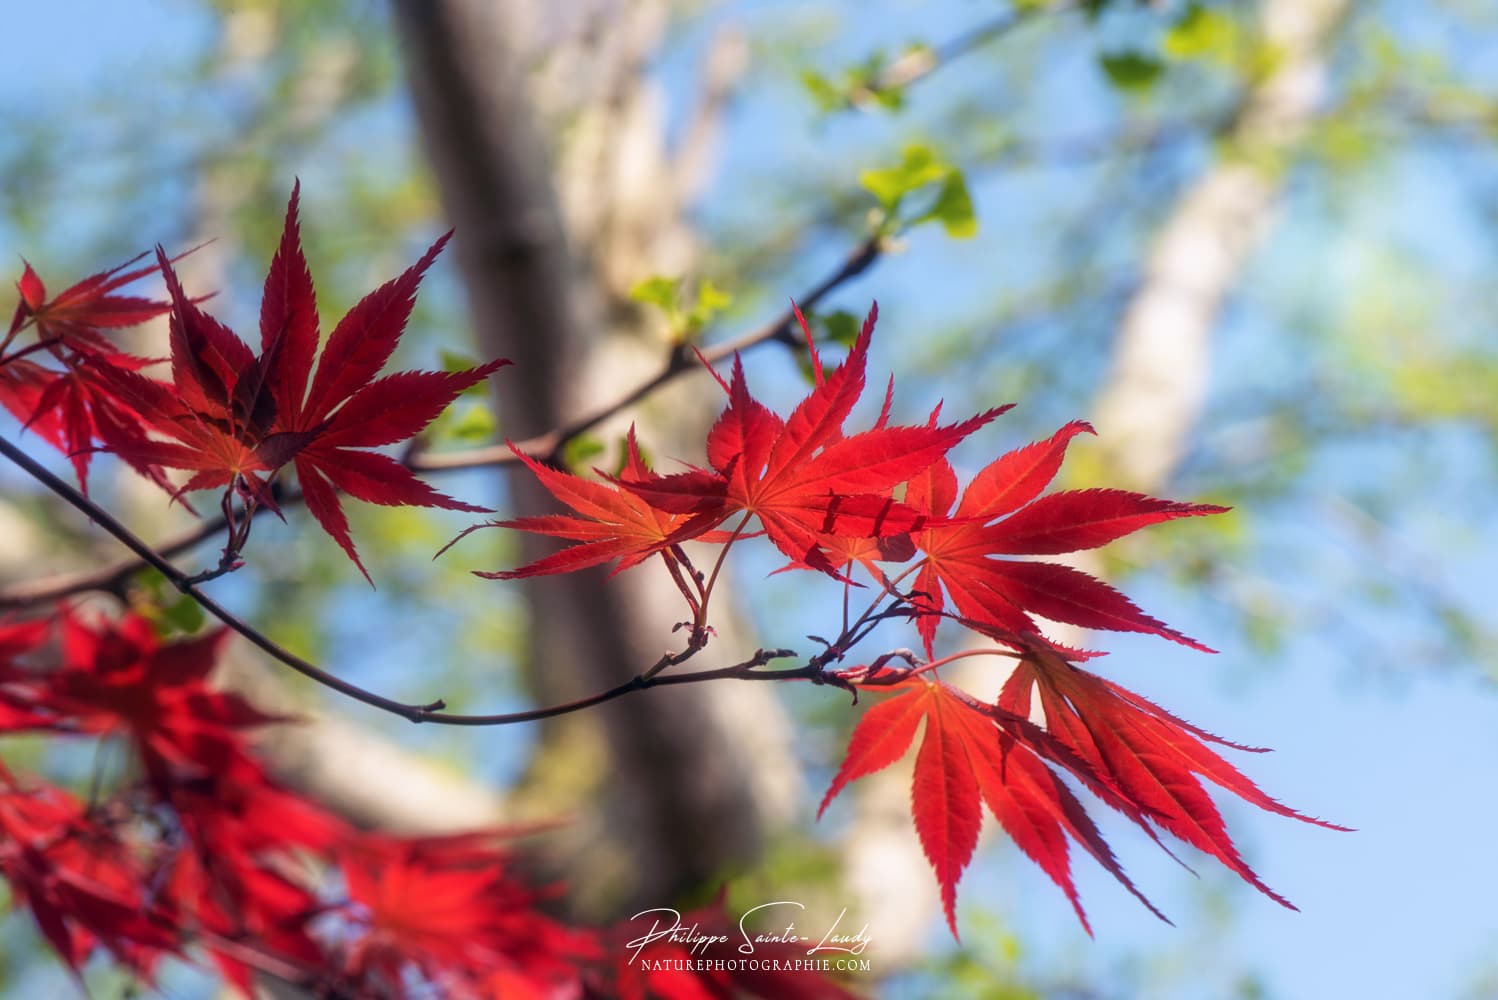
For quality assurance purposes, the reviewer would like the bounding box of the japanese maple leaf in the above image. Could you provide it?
[0,618,56,730]
[904,421,1227,655]
[5,251,175,357]
[1,252,184,491]
[999,647,1349,909]
[0,618,47,659]
[163,840,328,997]
[339,831,591,996]
[625,303,1003,576]
[464,427,720,579]
[91,183,508,579]
[162,745,346,995]
[818,675,1161,935]
[0,357,168,493]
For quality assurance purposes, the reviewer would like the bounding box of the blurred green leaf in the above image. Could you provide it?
[860,145,977,237]
[870,85,906,111]
[630,274,728,339]
[821,309,861,348]
[800,68,847,113]
[859,144,950,209]
[562,434,606,470]
[159,594,207,636]
[800,46,915,113]
[916,169,977,238]
[1099,51,1164,91]
[446,403,497,443]
[440,350,490,396]
[685,278,733,333]
[131,568,207,637]
[629,275,681,312]
[1165,4,1237,62]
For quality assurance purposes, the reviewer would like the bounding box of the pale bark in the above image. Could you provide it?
[1092,0,1353,492]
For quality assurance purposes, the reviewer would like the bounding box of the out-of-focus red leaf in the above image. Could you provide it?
[337,830,595,997]
[0,776,180,977]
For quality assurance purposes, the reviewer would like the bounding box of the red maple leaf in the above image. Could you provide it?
[462,427,719,580]
[162,746,346,995]
[619,304,1004,576]
[0,617,56,729]
[2,610,284,785]
[90,183,508,579]
[9,608,349,981]
[1,610,346,992]
[0,252,185,491]
[903,422,1227,655]
[820,652,1346,935]
[5,252,175,357]
[337,830,593,997]
[0,358,172,492]
[998,647,1349,908]
[818,675,1161,935]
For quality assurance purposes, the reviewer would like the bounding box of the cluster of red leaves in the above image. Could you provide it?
[489,304,1343,935]
[0,611,859,997]
[0,251,179,492]
[0,761,178,983]
[1,183,504,580]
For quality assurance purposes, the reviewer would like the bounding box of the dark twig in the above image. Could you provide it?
[0,435,447,723]
[1,432,822,726]
[423,648,805,727]
[1,423,941,729]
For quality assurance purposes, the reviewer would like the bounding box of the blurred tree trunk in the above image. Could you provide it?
[391,0,799,917]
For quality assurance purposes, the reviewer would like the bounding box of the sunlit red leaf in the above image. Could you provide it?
[620,305,1003,576]
[1000,647,1350,910]
[819,676,1163,936]
[462,429,720,580]
[7,251,175,349]
[80,185,507,580]
[907,419,1224,654]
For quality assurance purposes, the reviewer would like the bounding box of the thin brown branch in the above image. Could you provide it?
[0,430,822,727]
[868,5,1061,98]
[0,435,445,722]
[0,490,300,610]
[424,647,807,727]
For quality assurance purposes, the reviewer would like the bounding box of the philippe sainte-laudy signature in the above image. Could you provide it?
[624,902,871,965]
